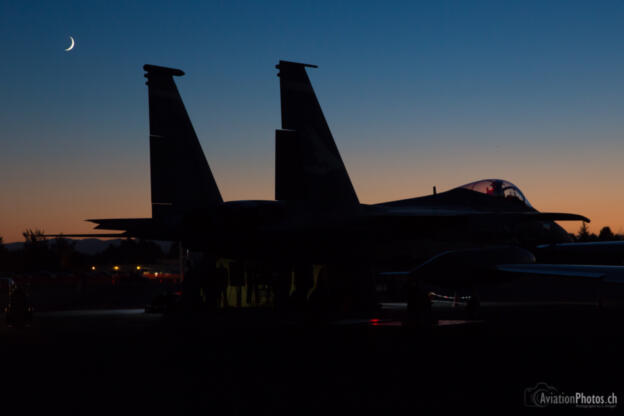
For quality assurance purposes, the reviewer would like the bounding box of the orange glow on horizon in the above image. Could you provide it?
[2,184,621,243]
[2,143,623,243]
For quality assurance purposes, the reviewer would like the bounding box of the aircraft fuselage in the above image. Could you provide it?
[173,186,571,270]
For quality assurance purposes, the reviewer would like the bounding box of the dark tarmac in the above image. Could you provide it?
[1,302,622,414]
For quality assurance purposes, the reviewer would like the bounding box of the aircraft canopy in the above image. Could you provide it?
[458,179,532,208]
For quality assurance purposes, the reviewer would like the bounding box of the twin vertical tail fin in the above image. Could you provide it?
[275,61,359,209]
[144,64,223,224]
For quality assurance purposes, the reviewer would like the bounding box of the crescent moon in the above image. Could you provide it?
[65,36,75,52]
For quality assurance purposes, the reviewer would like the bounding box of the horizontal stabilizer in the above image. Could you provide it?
[86,217,178,241]
[44,233,129,238]
[88,218,154,231]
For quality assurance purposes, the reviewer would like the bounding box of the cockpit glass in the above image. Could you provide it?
[458,179,532,207]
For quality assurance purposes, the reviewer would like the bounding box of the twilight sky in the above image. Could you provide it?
[1,0,624,242]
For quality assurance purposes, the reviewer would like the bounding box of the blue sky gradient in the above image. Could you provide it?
[2,1,624,241]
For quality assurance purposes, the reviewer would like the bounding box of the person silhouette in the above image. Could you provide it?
[487,180,504,197]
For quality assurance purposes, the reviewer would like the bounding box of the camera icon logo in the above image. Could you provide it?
[524,382,559,408]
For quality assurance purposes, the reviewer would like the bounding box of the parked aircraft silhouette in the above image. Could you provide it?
[53,62,624,319]
[272,60,624,317]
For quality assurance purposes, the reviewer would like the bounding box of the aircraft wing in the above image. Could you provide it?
[536,241,624,256]
[538,241,624,248]
[383,261,624,282]
[496,264,624,281]
[379,246,624,291]
[372,207,589,222]
[495,264,624,308]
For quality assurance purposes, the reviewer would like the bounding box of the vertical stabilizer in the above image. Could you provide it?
[275,129,304,201]
[144,64,223,223]
[275,61,359,208]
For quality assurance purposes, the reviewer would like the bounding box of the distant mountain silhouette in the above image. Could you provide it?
[5,239,173,255]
